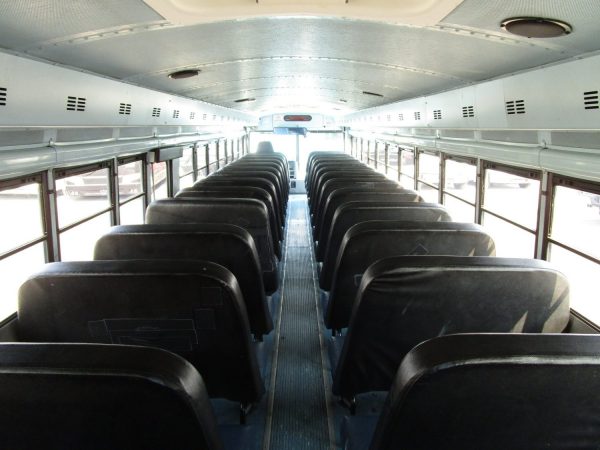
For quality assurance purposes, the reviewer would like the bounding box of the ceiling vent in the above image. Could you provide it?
[173,109,180,119]
[584,91,599,110]
[0,87,6,106]
[119,103,132,115]
[190,112,196,119]
[433,109,442,120]
[462,105,475,118]
[66,96,86,112]
[501,17,572,38]
[202,114,207,120]
[414,111,421,121]
[506,99,526,115]
[152,107,161,117]
[398,113,404,121]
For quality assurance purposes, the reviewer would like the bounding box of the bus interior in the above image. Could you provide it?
[1,1,600,449]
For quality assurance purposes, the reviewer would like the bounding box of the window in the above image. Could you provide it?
[399,148,415,189]
[0,179,46,319]
[417,152,440,203]
[179,146,195,191]
[118,159,145,225]
[548,183,600,324]
[152,161,168,200]
[443,159,476,222]
[482,166,540,257]
[56,165,113,261]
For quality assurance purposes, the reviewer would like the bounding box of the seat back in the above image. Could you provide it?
[318,203,451,267]
[370,333,600,450]
[332,256,570,399]
[146,198,278,293]
[94,224,272,338]
[0,343,223,450]
[18,260,265,403]
[325,222,496,329]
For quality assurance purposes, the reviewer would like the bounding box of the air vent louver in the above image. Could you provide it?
[584,91,599,110]
[119,103,132,115]
[67,96,86,112]
[173,110,180,119]
[152,107,161,117]
[387,115,391,122]
[506,99,526,115]
[433,109,442,120]
[414,112,421,121]
[462,105,475,118]
[202,114,207,120]
[398,113,404,121]
[190,112,195,119]
[0,87,6,106]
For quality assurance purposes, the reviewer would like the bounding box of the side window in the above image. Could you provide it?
[481,165,540,258]
[0,178,46,319]
[417,152,440,203]
[443,158,477,222]
[548,180,600,323]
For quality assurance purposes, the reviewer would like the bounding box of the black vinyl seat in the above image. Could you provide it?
[213,170,286,211]
[195,177,283,223]
[318,203,452,272]
[330,256,570,404]
[307,163,371,198]
[324,221,496,331]
[94,223,273,338]
[0,343,229,450]
[310,174,387,217]
[176,187,283,248]
[314,190,423,244]
[18,260,265,405]
[146,197,279,293]
[342,333,600,450]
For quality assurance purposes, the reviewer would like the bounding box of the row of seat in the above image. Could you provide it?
[305,152,587,449]
[8,145,289,448]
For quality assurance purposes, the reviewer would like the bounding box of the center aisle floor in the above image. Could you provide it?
[265,193,333,450]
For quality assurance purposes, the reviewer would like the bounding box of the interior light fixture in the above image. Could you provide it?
[501,17,572,38]
[168,69,201,79]
[234,97,256,103]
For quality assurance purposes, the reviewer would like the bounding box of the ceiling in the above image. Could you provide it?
[1,0,599,116]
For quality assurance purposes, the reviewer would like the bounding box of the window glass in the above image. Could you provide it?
[209,142,219,172]
[118,161,143,202]
[179,147,195,190]
[60,213,111,261]
[197,145,208,177]
[418,153,440,188]
[484,168,539,230]
[57,168,110,228]
[0,243,45,320]
[386,146,399,181]
[417,182,439,203]
[444,160,476,203]
[152,162,168,200]
[444,195,475,223]
[549,244,600,324]
[482,213,535,258]
[551,186,600,260]
[0,182,43,254]
[120,197,145,225]
[399,150,415,189]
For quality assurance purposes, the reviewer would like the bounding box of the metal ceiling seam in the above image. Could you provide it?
[122,56,467,82]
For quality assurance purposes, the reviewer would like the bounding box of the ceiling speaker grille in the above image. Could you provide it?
[433,109,442,120]
[414,111,421,120]
[0,87,6,106]
[67,96,86,112]
[173,109,180,119]
[584,91,599,110]
[506,99,526,115]
[152,107,161,117]
[119,103,132,115]
[462,105,475,117]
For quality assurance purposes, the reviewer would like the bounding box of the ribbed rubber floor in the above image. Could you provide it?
[266,194,331,450]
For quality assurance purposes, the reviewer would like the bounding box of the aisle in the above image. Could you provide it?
[265,193,333,450]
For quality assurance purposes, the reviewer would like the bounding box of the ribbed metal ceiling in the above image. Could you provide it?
[1,0,599,115]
